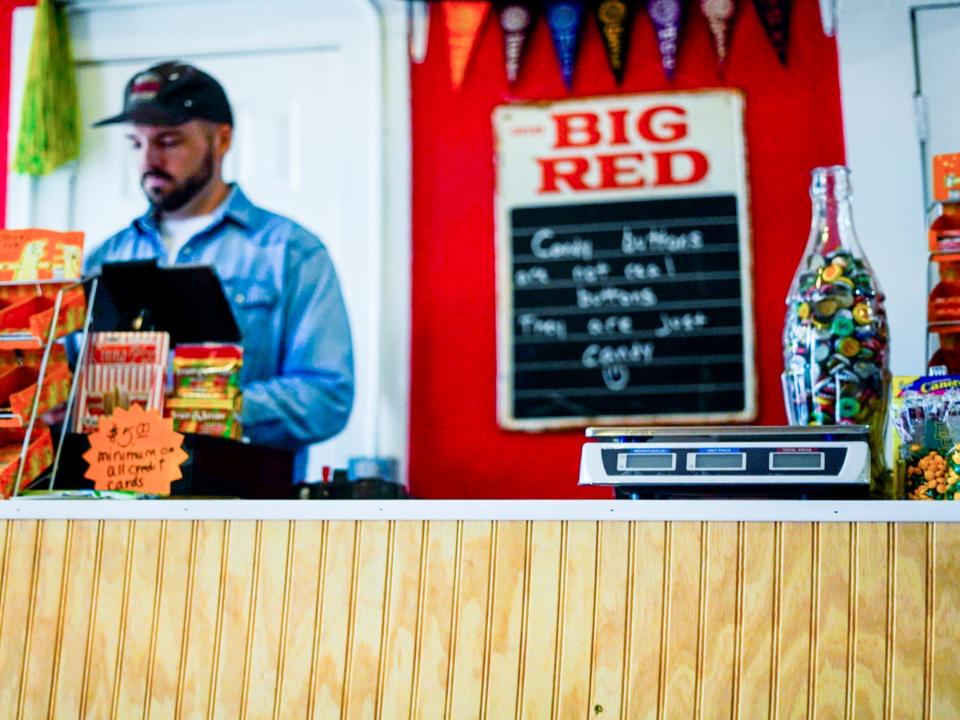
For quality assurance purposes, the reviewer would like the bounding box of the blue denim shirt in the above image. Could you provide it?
[85,185,355,455]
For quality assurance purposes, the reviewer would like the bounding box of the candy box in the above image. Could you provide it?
[165,396,242,440]
[927,323,960,374]
[928,253,960,322]
[73,332,170,433]
[0,286,86,349]
[933,153,960,202]
[0,362,72,427]
[0,229,83,283]
[0,423,53,498]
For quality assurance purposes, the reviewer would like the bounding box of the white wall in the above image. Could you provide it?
[836,0,937,377]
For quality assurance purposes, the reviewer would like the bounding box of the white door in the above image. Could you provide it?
[913,4,960,208]
[7,0,389,478]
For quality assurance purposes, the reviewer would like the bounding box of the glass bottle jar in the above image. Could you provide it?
[782,165,890,490]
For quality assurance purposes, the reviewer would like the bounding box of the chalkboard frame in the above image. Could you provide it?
[493,90,757,431]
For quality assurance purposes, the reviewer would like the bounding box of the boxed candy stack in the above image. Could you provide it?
[166,344,243,440]
[890,374,960,500]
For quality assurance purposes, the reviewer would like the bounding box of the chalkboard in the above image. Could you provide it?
[499,194,756,428]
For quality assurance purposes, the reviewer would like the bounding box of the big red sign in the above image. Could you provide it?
[494,91,755,429]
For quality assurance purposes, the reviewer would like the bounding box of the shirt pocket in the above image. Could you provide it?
[223,276,279,340]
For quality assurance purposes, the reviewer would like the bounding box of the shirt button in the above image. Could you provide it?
[235,294,245,303]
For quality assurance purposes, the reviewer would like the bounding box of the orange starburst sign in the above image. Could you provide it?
[83,403,188,495]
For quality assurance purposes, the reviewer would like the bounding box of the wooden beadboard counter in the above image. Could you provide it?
[0,500,958,717]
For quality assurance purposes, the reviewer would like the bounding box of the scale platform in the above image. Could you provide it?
[579,426,871,499]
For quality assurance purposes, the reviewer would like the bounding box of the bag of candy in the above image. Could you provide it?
[890,374,960,499]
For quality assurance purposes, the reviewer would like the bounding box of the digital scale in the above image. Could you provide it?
[579,426,871,499]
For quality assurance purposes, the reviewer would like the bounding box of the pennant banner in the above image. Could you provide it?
[545,0,586,89]
[700,0,736,69]
[408,0,430,63]
[595,0,636,85]
[441,1,490,89]
[466,0,811,88]
[818,0,836,37]
[752,0,792,65]
[498,2,536,85]
[646,0,684,80]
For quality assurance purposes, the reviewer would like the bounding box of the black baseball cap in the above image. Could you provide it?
[93,61,233,127]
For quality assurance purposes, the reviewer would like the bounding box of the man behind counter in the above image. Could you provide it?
[85,61,354,465]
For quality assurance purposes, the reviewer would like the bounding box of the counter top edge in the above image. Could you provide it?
[1,499,959,522]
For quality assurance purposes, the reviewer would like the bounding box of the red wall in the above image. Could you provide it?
[409,2,846,498]
[0,1,845,498]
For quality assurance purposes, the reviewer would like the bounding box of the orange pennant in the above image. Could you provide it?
[441,2,491,89]
[83,403,188,495]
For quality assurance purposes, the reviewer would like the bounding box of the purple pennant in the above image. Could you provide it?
[646,0,684,80]
[595,0,637,84]
[545,0,586,89]
[497,2,536,85]
[752,0,792,65]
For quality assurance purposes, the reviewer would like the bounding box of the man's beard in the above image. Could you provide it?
[142,145,214,213]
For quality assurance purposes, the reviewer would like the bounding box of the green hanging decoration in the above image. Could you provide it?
[12,0,80,176]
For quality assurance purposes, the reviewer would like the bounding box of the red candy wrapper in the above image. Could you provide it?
[498,2,536,85]
[166,396,243,440]
[545,0,586,89]
[752,0,791,65]
[595,0,636,85]
[646,0,684,80]
[700,0,736,70]
[172,344,243,399]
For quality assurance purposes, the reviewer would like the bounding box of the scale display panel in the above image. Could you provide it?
[691,452,746,471]
[618,453,676,471]
[770,452,825,471]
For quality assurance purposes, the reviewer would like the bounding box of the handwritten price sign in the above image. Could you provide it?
[83,404,188,494]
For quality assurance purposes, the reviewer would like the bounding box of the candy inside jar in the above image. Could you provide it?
[782,166,891,492]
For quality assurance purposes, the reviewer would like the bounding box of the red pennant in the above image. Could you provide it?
[646,0,684,80]
[752,0,792,65]
[700,0,736,70]
[595,0,637,85]
[498,2,536,85]
[441,2,491,89]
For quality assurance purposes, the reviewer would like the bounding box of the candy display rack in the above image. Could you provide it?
[0,278,95,497]
[0,229,92,497]
[926,154,960,372]
[926,249,960,370]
